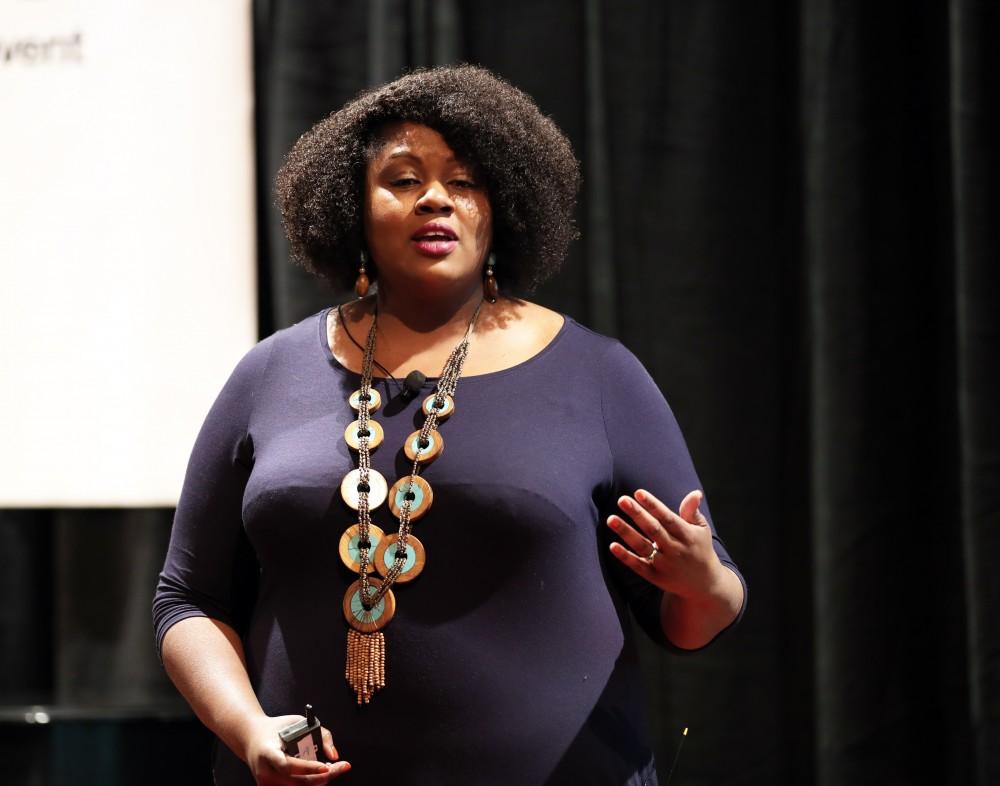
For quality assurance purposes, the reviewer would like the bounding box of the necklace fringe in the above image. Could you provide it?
[345,629,386,704]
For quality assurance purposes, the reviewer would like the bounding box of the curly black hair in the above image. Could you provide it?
[275,64,581,292]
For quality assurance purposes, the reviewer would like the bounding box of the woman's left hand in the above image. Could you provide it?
[607,488,726,600]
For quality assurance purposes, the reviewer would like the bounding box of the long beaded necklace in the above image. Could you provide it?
[339,299,483,704]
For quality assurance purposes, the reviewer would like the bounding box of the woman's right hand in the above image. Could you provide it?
[243,714,351,785]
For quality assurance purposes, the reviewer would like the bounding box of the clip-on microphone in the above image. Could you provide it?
[402,369,427,398]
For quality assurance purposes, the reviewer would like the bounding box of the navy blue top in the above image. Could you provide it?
[153,309,745,786]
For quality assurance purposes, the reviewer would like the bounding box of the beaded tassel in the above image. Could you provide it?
[346,629,385,704]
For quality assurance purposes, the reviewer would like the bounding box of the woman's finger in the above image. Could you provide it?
[608,540,659,584]
[291,772,334,785]
[284,755,334,776]
[617,494,678,546]
[258,747,295,776]
[633,490,695,543]
[291,761,352,783]
[677,489,708,525]
[607,514,657,558]
[321,727,339,761]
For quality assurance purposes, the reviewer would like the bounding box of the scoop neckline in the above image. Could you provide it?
[317,306,571,385]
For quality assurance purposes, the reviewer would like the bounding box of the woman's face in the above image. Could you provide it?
[364,122,492,297]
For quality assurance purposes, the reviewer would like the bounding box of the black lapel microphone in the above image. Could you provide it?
[402,370,426,398]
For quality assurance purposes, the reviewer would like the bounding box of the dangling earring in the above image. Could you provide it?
[355,250,370,298]
[483,252,498,303]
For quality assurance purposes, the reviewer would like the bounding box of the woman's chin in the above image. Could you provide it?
[388,260,480,291]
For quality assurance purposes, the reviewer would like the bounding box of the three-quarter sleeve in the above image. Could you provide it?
[597,340,746,651]
[152,339,273,658]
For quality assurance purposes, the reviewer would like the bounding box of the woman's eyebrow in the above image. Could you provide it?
[385,149,461,164]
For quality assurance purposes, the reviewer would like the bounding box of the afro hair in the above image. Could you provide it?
[274,64,581,292]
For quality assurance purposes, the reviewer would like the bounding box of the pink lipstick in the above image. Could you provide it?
[411,222,459,256]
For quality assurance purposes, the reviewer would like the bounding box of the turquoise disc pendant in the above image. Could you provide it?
[339,523,386,573]
[387,476,433,521]
[349,388,382,413]
[403,429,444,463]
[374,533,426,583]
[342,578,395,633]
[421,392,454,421]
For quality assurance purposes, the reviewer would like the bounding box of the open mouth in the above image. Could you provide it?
[412,223,459,256]
[411,223,458,242]
[414,233,455,241]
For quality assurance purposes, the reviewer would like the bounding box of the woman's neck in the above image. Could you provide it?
[374,279,484,338]
[341,280,487,377]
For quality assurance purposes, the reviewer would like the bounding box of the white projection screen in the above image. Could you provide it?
[0,1,257,506]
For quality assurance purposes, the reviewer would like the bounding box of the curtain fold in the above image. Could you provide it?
[802,3,974,782]
[950,2,1000,783]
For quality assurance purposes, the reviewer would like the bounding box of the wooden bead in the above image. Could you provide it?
[373,533,426,583]
[346,628,387,704]
[338,523,386,572]
[484,271,498,303]
[344,419,384,451]
[388,476,433,521]
[355,271,370,298]
[403,429,444,463]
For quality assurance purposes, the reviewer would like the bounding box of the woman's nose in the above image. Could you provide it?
[415,183,454,214]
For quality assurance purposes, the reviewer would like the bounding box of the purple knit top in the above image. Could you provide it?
[153,309,745,786]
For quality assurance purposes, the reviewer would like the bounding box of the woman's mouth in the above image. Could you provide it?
[412,238,459,256]
[412,224,459,256]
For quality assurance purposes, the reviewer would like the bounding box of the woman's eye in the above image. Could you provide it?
[451,179,476,188]
[390,177,419,186]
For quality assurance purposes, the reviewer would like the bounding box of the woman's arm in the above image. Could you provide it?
[155,339,348,784]
[597,340,747,650]
[659,564,745,650]
[161,617,349,784]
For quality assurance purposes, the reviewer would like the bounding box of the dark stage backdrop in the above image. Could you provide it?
[0,2,996,784]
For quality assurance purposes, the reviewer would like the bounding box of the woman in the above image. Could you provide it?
[154,65,745,786]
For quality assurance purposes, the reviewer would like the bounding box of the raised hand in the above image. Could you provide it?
[606,488,744,649]
[607,488,724,598]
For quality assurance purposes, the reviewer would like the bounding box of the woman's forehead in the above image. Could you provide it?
[369,121,462,163]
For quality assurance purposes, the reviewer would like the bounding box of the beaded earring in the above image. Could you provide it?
[355,251,370,298]
[483,252,498,303]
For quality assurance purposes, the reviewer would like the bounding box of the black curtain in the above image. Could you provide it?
[253,1,999,784]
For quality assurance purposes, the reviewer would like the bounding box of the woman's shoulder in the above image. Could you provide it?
[487,298,614,349]
[515,299,566,329]
[489,298,643,374]
[224,309,327,381]
[511,301,628,357]
[484,297,563,335]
